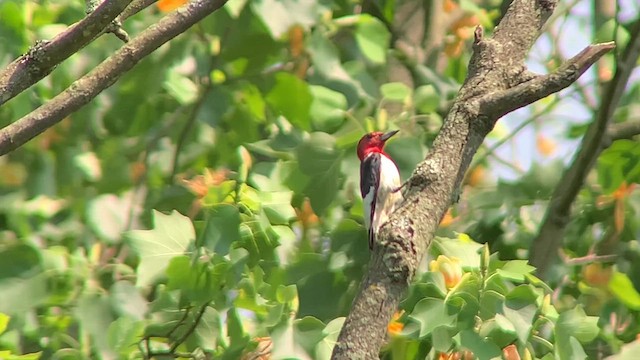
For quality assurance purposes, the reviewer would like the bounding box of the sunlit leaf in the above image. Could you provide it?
[266,72,312,130]
[126,210,194,287]
[608,271,640,310]
[409,297,457,338]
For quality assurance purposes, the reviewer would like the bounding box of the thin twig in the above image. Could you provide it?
[0,0,229,156]
[530,18,640,276]
[477,42,615,119]
[120,0,159,22]
[471,89,569,167]
[606,120,640,142]
[170,303,208,353]
[0,0,132,106]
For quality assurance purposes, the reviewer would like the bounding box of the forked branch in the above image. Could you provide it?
[331,0,614,357]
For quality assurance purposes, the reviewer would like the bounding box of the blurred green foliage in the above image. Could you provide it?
[0,0,639,359]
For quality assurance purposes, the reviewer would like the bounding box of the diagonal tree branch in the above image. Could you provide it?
[607,119,640,141]
[331,0,613,357]
[0,0,229,156]
[530,18,640,276]
[0,0,133,106]
[478,42,615,119]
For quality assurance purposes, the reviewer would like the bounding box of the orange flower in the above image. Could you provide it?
[443,0,458,13]
[465,165,485,188]
[180,168,229,198]
[157,0,187,12]
[502,344,521,360]
[582,263,613,287]
[440,209,456,227]
[437,351,473,360]
[387,311,404,336]
[289,25,305,58]
[613,182,635,234]
[536,134,556,156]
[295,198,319,228]
[430,255,463,289]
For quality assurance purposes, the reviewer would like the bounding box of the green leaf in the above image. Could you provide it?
[2,352,42,360]
[594,18,630,49]
[496,260,535,282]
[432,236,483,268]
[296,132,343,214]
[75,293,115,357]
[266,72,312,130]
[166,255,229,305]
[380,82,411,102]
[110,281,148,320]
[259,191,296,225]
[353,14,390,64]
[307,30,353,83]
[237,83,266,121]
[291,317,326,357]
[107,317,144,356]
[163,70,198,105]
[555,336,588,360]
[503,285,538,344]
[409,297,457,338]
[0,244,41,279]
[480,317,518,349]
[227,307,248,348]
[597,140,640,193]
[316,317,345,360]
[86,194,130,244]
[202,204,241,255]
[0,273,49,313]
[309,85,347,132]
[458,329,502,360]
[608,271,640,310]
[478,290,505,320]
[555,307,599,349]
[251,0,325,38]
[431,326,455,352]
[0,313,9,334]
[126,210,195,287]
[414,84,440,113]
[606,340,640,360]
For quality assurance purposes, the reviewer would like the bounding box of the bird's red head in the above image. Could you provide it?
[357,130,399,160]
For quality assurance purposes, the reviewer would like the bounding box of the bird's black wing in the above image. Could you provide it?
[360,153,381,249]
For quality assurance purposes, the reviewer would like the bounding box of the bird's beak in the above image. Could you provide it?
[381,130,399,141]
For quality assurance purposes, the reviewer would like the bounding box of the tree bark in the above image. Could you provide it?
[331,0,614,358]
[0,0,228,156]
[0,0,133,106]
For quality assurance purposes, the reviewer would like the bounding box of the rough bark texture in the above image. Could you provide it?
[0,0,228,156]
[331,0,613,358]
[0,0,133,106]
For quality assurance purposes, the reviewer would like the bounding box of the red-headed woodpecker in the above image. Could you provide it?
[357,130,402,249]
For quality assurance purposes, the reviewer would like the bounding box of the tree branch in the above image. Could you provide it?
[478,42,615,119]
[529,18,640,276]
[0,0,133,106]
[0,0,228,156]
[331,0,613,357]
[606,119,640,142]
[119,0,159,22]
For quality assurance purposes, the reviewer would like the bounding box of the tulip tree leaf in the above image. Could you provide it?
[127,210,194,287]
